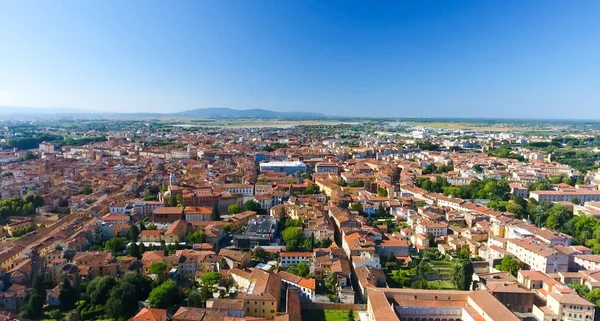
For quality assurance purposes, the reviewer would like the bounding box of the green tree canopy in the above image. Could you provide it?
[228,204,242,214]
[148,280,181,309]
[495,255,520,276]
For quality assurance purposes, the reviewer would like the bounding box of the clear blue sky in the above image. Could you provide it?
[1,0,599,118]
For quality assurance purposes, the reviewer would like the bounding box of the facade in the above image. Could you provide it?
[315,162,339,174]
[259,161,307,174]
[183,206,212,222]
[574,255,600,271]
[280,252,314,267]
[153,207,183,223]
[221,184,254,197]
[133,200,164,217]
[530,190,600,205]
[506,238,569,273]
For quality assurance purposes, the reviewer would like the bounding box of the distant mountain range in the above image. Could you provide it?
[0,107,328,119]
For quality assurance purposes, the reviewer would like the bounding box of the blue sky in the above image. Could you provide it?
[0,1,599,118]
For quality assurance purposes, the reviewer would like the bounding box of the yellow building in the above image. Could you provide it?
[4,218,35,237]
[236,269,281,320]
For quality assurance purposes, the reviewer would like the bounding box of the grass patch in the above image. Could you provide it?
[302,309,358,321]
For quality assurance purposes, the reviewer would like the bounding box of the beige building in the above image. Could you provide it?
[506,238,569,273]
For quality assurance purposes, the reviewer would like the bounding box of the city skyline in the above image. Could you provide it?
[1,1,600,118]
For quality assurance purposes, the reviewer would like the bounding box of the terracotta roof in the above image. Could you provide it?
[132,308,167,321]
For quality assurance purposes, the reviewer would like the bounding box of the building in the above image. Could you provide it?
[184,206,212,222]
[221,184,255,197]
[260,161,307,174]
[546,291,595,321]
[205,298,245,318]
[234,216,278,249]
[226,211,258,231]
[366,288,522,321]
[574,255,600,271]
[278,271,316,301]
[132,308,168,321]
[140,230,163,243]
[315,162,339,174]
[530,189,600,205]
[280,252,314,267]
[153,207,183,223]
[506,238,569,273]
[219,249,252,269]
[165,220,188,243]
[236,269,282,320]
[133,200,165,217]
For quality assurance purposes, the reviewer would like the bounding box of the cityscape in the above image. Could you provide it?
[1,1,600,321]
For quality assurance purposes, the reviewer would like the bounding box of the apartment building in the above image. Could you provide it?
[352,251,381,270]
[183,206,212,222]
[153,207,183,223]
[506,238,569,273]
[221,184,255,197]
[133,200,164,217]
[574,255,600,271]
[546,292,595,321]
[315,162,339,174]
[415,219,448,238]
[279,252,314,267]
[530,189,600,205]
[236,269,281,320]
[259,161,307,174]
[278,271,316,301]
[366,288,522,321]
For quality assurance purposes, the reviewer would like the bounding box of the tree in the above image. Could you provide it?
[376,204,388,217]
[228,204,242,214]
[253,246,266,262]
[391,270,412,287]
[377,187,388,197]
[282,227,302,251]
[495,255,520,276]
[296,262,310,277]
[187,288,204,307]
[105,238,124,255]
[86,276,117,305]
[128,224,140,242]
[150,262,168,276]
[105,282,138,321]
[350,202,364,215]
[244,200,261,212]
[586,288,600,306]
[20,293,44,319]
[49,309,63,320]
[59,278,78,311]
[200,272,222,287]
[545,204,573,232]
[139,242,146,255]
[144,195,158,201]
[188,230,206,244]
[282,227,302,243]
[128,242,141,259]
[122,273,153,301]
[572,197,580,204]
[32,275,46,297]
[452,258,474,290]
[211,203,220,220]
[148,280,181,309]
[347,310,355,321]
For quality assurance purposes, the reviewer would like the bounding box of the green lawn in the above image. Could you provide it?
[302,309,358,321]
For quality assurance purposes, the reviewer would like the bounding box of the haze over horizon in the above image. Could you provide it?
[1,1,599,118]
